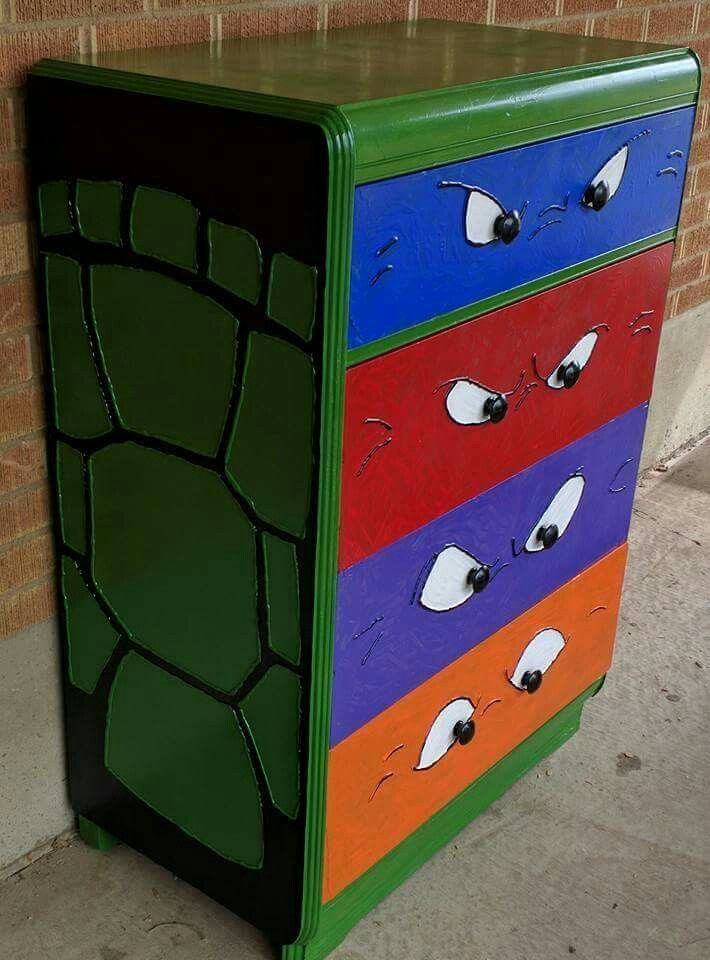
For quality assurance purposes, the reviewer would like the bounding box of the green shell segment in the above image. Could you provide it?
[90,442,259,693]
[61,556,119,695]
[106,651,264,867]
[263,532,301,666]
[44,254,112,439]
[90,265,237,457]
[226,333,315,538]
[130,186,198,272]
[38,180,73,236]
[267,253,317,342]
[207,219,262,305]
[75,179,122,246]
[55,441,87,554]
[240,665,301,820]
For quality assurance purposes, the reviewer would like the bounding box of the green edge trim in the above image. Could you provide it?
[347,228,677,366]
[308,677,605,960]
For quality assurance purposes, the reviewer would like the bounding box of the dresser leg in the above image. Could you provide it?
[78,815,118,852]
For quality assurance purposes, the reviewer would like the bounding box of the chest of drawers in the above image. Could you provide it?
[28,20,699,960]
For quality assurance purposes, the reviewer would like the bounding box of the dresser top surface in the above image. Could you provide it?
[44,19,689,106]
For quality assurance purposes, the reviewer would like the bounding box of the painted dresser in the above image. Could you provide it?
[28,20,700,960]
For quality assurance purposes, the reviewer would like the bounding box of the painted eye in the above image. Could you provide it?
[420,545,489,612]
[415,698,474,770]
[464,188,507,246]
[524,474,585,553]
[445,380,507,425]
[584,145,628,209]
[508,628,566,691]
[547,331,598,390]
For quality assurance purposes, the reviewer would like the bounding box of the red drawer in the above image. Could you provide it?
[339,244,671,570]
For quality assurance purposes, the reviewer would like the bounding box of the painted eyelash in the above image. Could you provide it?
[528,219,562,240]
[539,193,570,216]
[609,457,635,493]
[370,264,393,286]
[376,235,399,257]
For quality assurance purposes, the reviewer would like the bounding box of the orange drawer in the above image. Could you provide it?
[323,543,627,901]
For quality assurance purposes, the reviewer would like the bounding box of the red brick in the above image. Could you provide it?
[694,162,710,194]
[418,0,487,22]
[690,37,709,69]
[95,16,210,53]
[326,0,408,30]
[646,2,697,42]
[670,252,705,290]
[697,1,710,36]
[0,160,29,217]
[0,577,56,641]
[592,11,645,41]
[562,0,614,14]
[0,277,37,334]
[0,334,33,390]
[0,384,45,443]
[0,222,32,279]
[222,4,320,38]
[678,193,710,232]
[15,0,143,19]
[540,17,589,35]
[679,220,710,259]
[0,484,51,548]
[495,0,557,24]
[675,274,710,314]
[0,99,15,155]
[0,532,54,596]
[0,28,80,88]
[0,437,46,497]
[691,132,710,167]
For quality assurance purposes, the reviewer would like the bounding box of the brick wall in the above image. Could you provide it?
[0,0,707,644]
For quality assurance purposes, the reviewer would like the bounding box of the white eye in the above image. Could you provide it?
[464,188,506,246]
[445,380,501,424]
[524,475,585,552]
[415,698,474,770]
[547,332,598,389]
[585,145,628,206]
[508,628,566,690]
[419,545,486,612]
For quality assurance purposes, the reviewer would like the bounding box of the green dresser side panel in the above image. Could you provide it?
[76,179,122,246]
[207,219,262,305]
[240,665,302,820]
[267,253,317,343]
[61,556,119,695]
[106,651,264,867]
[263,532,301,667]
[44,254,112,439]
[90,442,259,694]
[91,265,237,457]
[56,441,87,554]
[39,180,73,236]
[130,186,198,272]
[226,333,315,538]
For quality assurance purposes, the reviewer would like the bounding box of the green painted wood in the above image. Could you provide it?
[44,253,112,439]
[306,679,604,960]
[130,186,198,272]
[31,21,699,183]
[61,556,119,695]
[207,219,262,305]
[263,532,301,667]
[346,229,678,366]
[55,441,86,554]
[267,253,317,343]
[78,815,118,852]
[90,264,237,457]
[241,665,302,820]
[75,179,122,246]
[38,180,73,236]
[106,651,263,867]
[90,442,259,694]
[226,333,315,539]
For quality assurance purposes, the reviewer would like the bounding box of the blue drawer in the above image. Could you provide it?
[349,107,694,350]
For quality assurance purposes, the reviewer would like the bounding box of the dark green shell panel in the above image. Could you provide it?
[55,442,87,554]
[263,532,301,666]
[130,186,198,272]
[226,333,315,538]
[207,219,262,305]
[44,254,112,439]
[90,442,260,694]
[90,265,237,457]
[106,651,264,867]
[267,252,317,343]
[61,556,119,695]
[240,665,301,820]
[76,179,122,246]
[38,180,73,236]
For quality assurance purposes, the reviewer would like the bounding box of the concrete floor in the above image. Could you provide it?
[1,440,709,960]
